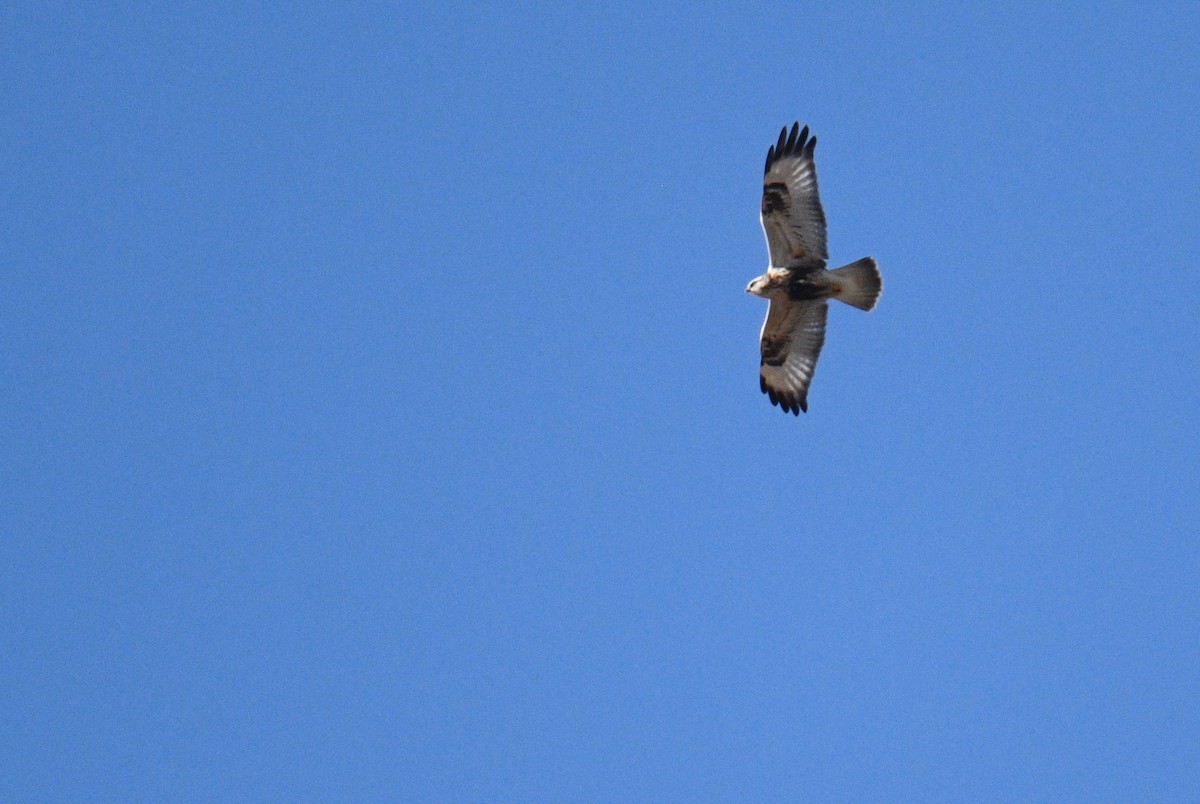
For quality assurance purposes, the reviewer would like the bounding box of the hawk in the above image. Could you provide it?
[747,122,882,414]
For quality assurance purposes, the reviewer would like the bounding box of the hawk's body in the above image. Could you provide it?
[746,123,882,414]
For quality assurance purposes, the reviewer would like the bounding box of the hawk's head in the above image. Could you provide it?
[746,271,784,298]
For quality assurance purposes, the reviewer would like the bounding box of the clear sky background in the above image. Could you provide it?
[4,3,1199,800]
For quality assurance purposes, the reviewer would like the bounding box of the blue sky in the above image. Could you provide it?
[4,2,1199,799]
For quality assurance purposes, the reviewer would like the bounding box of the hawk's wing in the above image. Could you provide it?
[759,298,828,415]
[760,123,828,269]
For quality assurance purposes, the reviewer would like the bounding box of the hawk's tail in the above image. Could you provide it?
[828,257,882,311]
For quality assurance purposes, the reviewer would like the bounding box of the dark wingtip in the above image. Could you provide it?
[766,122,816,172]
[761,373,811,417]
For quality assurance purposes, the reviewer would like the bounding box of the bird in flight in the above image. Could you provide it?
[747,122,882,414]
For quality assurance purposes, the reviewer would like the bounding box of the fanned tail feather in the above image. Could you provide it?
[828,257,882,311]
